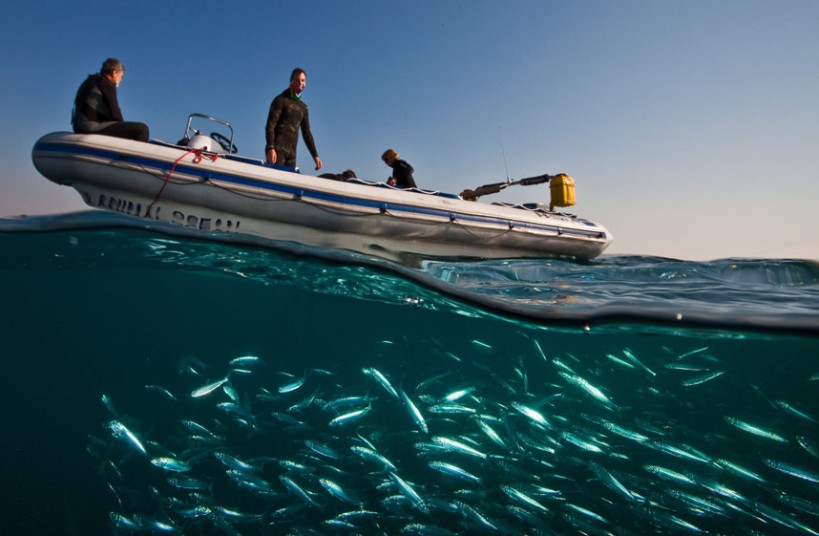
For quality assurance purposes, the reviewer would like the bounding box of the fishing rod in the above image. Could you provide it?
[459,173,555,201]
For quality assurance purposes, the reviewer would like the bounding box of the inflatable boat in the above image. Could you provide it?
[32,114,613,261]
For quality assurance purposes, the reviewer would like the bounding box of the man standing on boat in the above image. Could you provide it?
[265,68,322,171]
[71,58,149,142]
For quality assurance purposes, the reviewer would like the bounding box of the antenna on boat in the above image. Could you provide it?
[499,126,511,184]
[460,126,557,201]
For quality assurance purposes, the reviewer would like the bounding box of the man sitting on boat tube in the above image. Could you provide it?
[71,58,149,142]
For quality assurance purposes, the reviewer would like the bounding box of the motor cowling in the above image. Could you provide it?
[187,134,225,154]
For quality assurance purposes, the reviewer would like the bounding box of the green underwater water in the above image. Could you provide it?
[1,225,818,535]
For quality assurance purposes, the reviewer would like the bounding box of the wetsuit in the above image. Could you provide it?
[389,159,417,189]
[265,89,318,168]
[72,74,149,141]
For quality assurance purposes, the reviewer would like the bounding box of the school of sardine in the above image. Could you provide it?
[89,342,819,535]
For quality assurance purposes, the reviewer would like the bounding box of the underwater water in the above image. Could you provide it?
[1,211,818,535]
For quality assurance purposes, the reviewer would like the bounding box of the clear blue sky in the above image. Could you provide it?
[2,1,817,260]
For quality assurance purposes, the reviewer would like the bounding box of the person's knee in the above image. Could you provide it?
[119,121,149,142]
[134,122,149,142]
[126,122,149,142]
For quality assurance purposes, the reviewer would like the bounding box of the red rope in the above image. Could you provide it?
[145,149,218,216]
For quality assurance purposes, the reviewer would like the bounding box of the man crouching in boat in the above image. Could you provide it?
[382,149,417,189]
[71,58,149,142]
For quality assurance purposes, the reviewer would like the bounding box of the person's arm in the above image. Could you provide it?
[265,97,283,163]
[99,78,124,122]
[300,108,321,170]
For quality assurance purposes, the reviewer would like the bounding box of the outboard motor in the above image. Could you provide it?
[182,113,237,155]
[187,133,225,154]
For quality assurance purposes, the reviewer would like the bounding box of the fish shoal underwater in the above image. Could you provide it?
[1,214,818,535]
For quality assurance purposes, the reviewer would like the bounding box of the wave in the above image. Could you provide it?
[2,211,817,334]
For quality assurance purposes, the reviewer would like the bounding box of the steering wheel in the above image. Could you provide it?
[210,132,238,154]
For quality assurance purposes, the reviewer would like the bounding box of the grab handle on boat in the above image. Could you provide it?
[184,113,235,152]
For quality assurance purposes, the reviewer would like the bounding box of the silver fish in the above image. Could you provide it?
[622,348,656,376]
[389,472,427,512]
[191,377,228,398]
[150,457,192,473]
[144,384,178,401]
[665,490,725,515]
[430,436,487,459]
[350,445,397,472]
[362,368,399,399]
[605,353,636,369]
[144,518,178,533]
[775,400,818,424]
[227,469,271,492]
[714,458,765,483]
[471,339,493,350]
[500,485,549,512]
[101,393,119,418]
[109,513,141,531]
[533,339,547,362]
[699,480,748,503]
[427,461,481,484]
[278,459,310,473]
[320,478,364,506]
[644,465,696,485]
[329,406,372,426]
[107,420,148,456]
[167,476,211,491]
[590,463,638,502]
[558,371,613,406]
[452,500,499,532]
[280,475,320,506]
[399,388,428,434]
[324,395,375,410]
[724,416,788,443]
[222,383,240,403]
[562,431,604,453]
[755,501,819,534]
[306,440,341,460]
[474,417,507,449]
[277,374,305,394]
[510,402,550,427]
[179,419,217,438]
[214,452,255,472]
[681,370,725,387]
[665,363,707,371]
[599,420,650,443]
[566,503,609,524]
[763,459,819,484]
[648,441,711,464]
[443,387,475,402]
[677,346,709,359]
[428,403,477,415]
[797,436,819,458]
[288,389,318,412]
[229,355,262,367]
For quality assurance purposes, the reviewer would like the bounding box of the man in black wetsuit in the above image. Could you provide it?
[265,68,322,171]
[382,149,417,189]
[72,58,149,141]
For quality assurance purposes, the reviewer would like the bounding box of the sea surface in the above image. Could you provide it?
[1,211,818,535]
